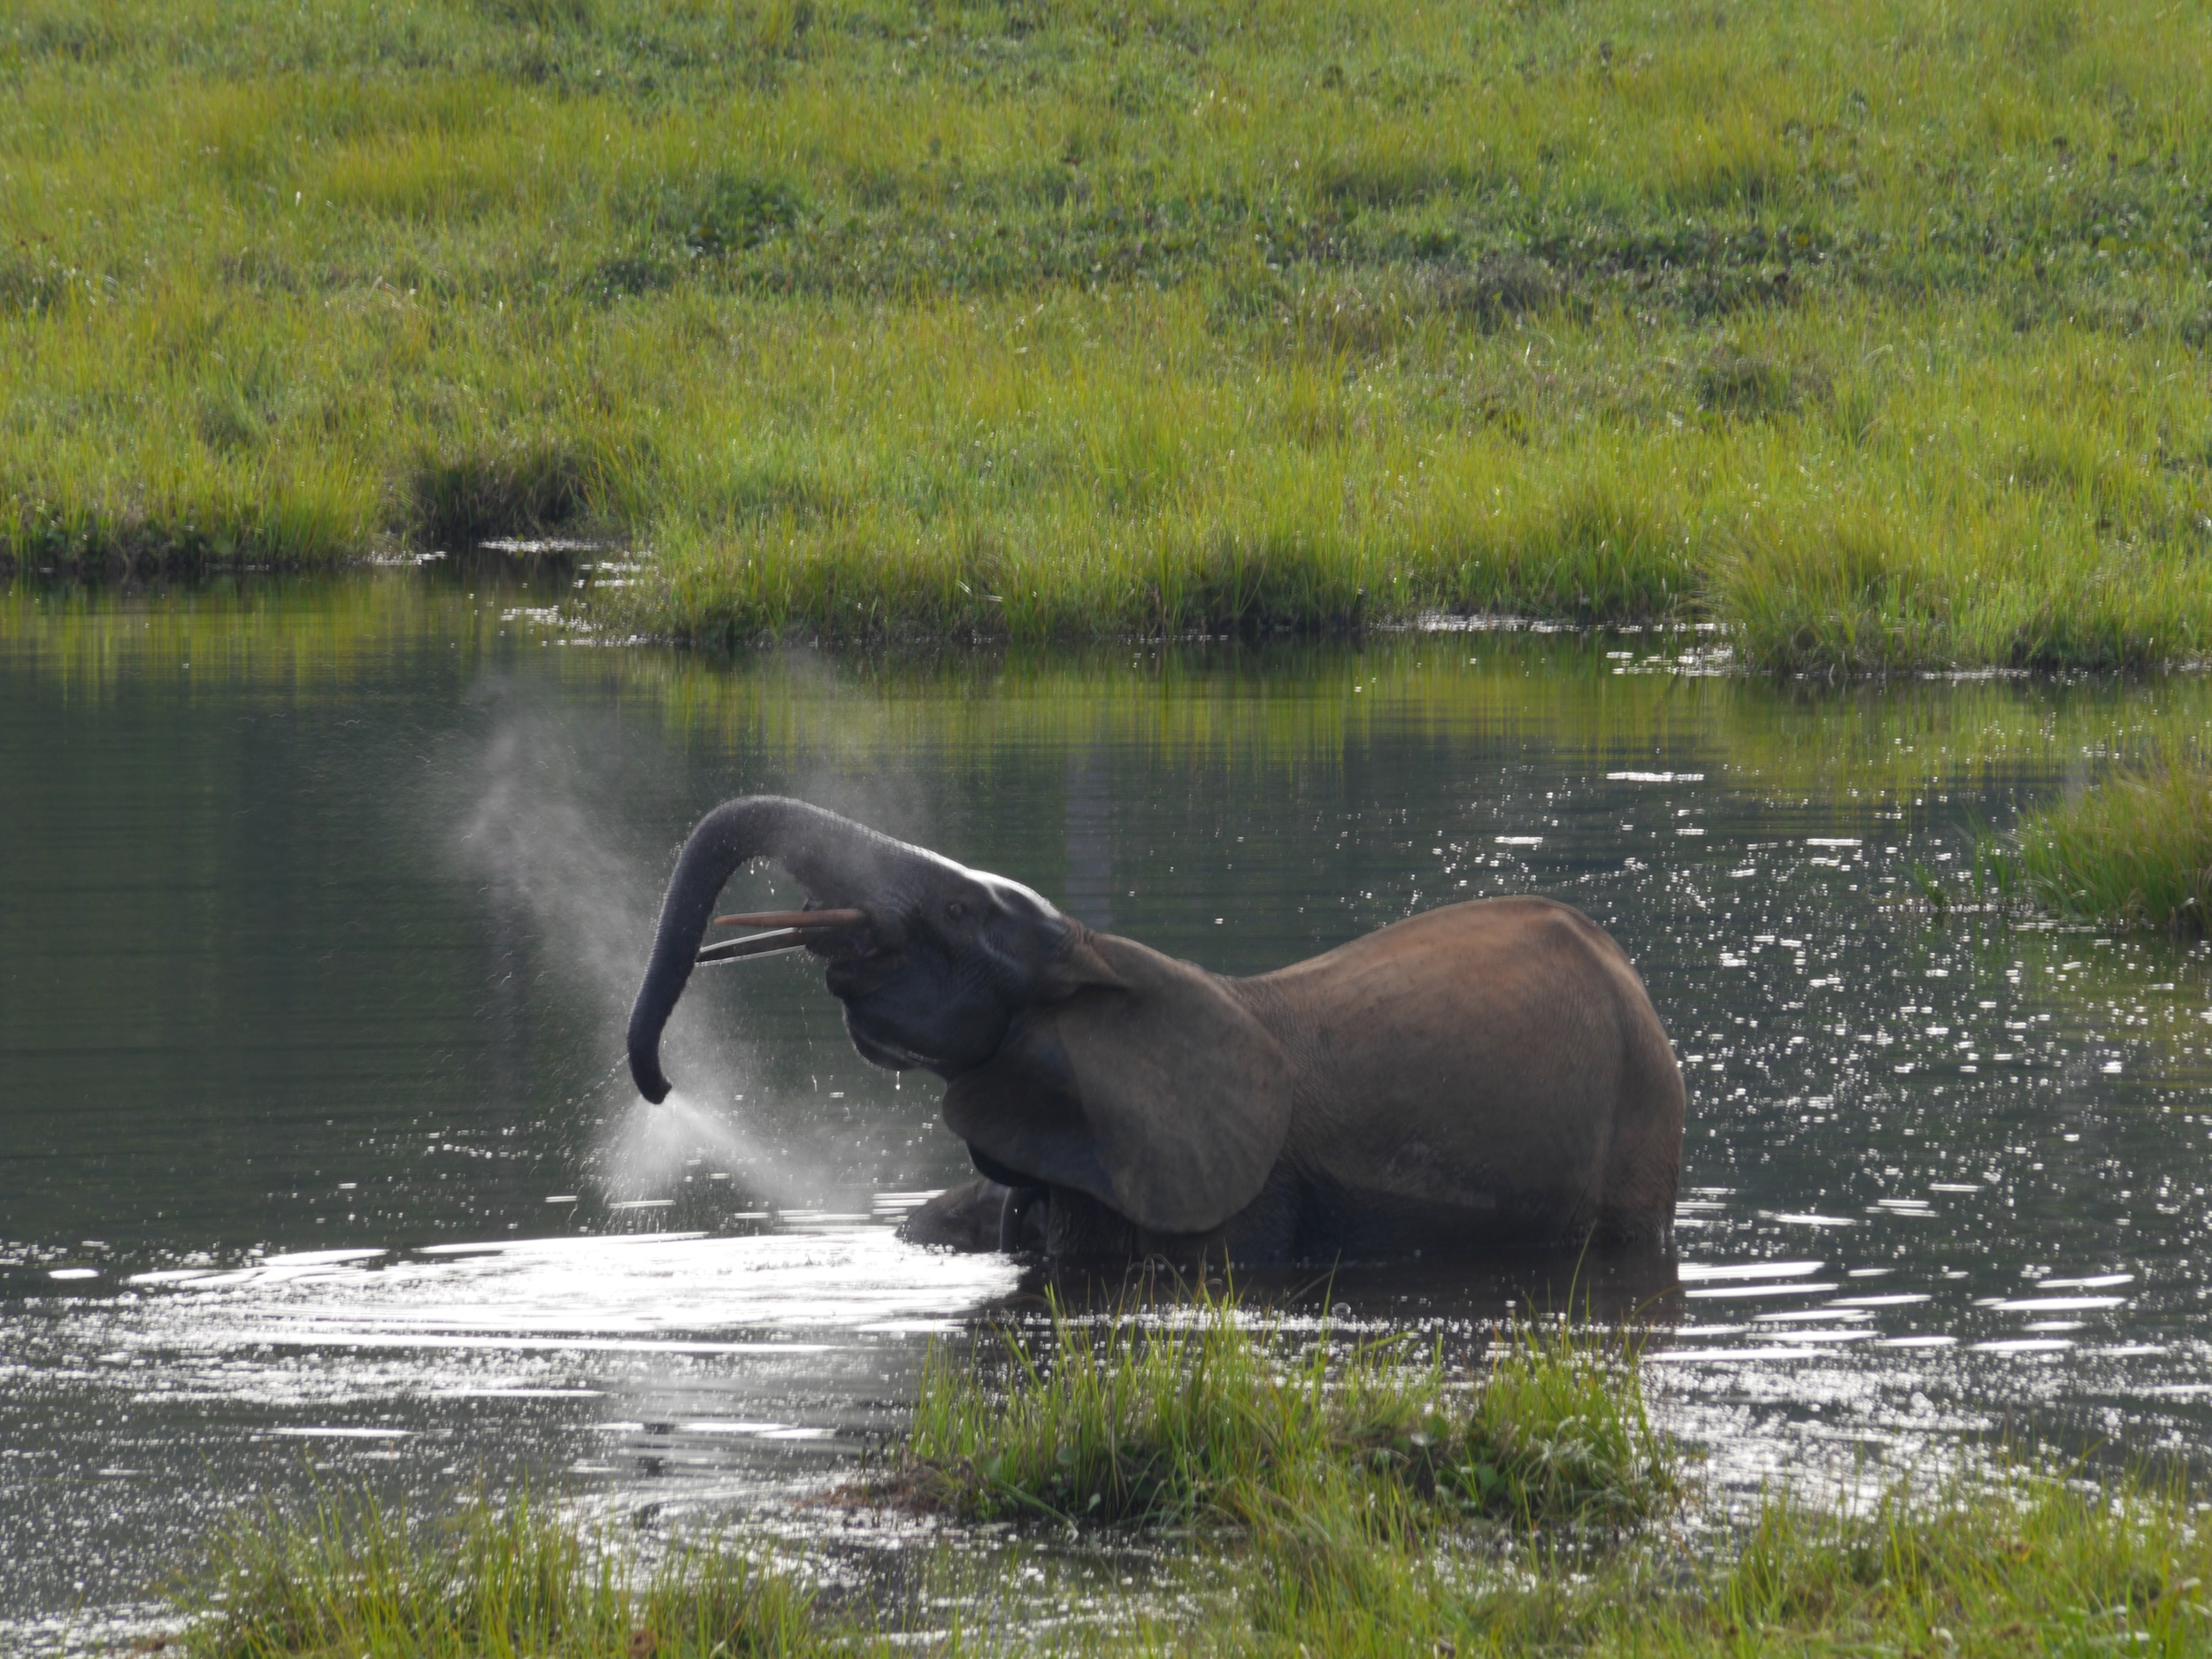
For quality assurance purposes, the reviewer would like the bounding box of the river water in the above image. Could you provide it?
[3,568,2209,1649]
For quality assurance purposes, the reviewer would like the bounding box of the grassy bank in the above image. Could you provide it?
[6,0,2211,665]
[157,1294,2212,1656]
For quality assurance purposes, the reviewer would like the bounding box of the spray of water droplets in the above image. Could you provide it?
[443,688,816,1210]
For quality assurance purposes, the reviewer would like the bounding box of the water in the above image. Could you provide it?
[4,572,2210,1647]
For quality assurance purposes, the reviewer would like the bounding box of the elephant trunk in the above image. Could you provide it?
[626,795,918,1103]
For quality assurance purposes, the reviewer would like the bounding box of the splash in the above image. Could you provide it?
[603,1092,759,1202]
[442,686,813,1210]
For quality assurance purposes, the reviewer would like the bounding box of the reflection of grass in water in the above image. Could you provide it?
[7,0,2212,665]
[0,570,510,699]
[886,1284,1679,1532]
[14,577,2212,814]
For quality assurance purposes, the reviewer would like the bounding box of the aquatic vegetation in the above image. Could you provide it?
[5,0,2212,666]
[1204,1461,2212,1656]
[2016,760,2212,937]
[887,1286,1681,1532]
[1915,758,2212,934]
[171,1489,824,1659]
[159,1379,2212,1658]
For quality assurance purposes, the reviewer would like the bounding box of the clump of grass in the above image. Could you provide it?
[171,1489,823,1659]
[1919,762,2212,933]
[409,436,606,549]
[1212,1460,2212,1655]
[2018,759,2212,936]
[887,1285,1679,1534]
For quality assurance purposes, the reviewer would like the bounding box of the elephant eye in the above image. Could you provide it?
[946,900,967,920]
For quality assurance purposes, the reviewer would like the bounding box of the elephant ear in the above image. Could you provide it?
[942,934,1292,1236]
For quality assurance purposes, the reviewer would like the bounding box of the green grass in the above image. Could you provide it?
[1198,1462,2212,1657]
[171,1488,824,1659]
[156,1302,2212,1657]
[6,0,2212,665]
[2014,759,2212,936]
[160,1469,2212,1657]
[887,1285,1679,1532]
[888,1292,2212,1654]
[1914,755,2212,934]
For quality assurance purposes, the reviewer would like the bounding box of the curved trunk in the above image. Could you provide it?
[626,796,918,1102]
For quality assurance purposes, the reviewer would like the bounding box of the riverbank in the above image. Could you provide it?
[7,0,2209,668]
[165,1296,2212,1657]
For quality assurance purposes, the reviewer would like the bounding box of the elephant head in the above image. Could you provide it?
[625,796,1292,1237]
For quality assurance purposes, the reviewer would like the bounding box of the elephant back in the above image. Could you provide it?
[1243,897,1682,1244]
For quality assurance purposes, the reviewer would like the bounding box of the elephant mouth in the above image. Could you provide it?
[821,944,898,996]
[840,992,942,1071]
[820,949,956,1071]
[850,1025,935,1070]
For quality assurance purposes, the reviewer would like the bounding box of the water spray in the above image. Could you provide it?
[443,698,818,1207]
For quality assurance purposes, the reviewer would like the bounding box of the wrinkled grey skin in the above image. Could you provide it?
[627,796,1685,1264]
[627,797,1076,1098]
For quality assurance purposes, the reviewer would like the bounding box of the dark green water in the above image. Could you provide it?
[4,570,2211,1649]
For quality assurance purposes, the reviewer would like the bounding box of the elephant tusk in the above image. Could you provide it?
[695,928,812,966]
[711,908,867,931]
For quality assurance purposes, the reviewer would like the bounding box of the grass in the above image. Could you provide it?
[170,1487,823,1659]
[5,0,2212,666]
[158,1468,2212,1657]
[1201,1462,2212,1657]
[154,1293,2212,1656]
[887,1284,1680,1532]
[1910,755,2212,935]
[2014,758,2212,936]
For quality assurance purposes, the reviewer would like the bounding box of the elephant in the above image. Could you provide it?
[626,796,1684,1263]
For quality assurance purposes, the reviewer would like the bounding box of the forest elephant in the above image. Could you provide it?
[626,797,1683,1263]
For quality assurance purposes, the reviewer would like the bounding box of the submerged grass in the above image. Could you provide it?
[7,0,2212,665]
[890,1285,1679,1532]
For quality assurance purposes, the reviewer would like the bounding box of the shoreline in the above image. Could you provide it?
[14,559,2212,684]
